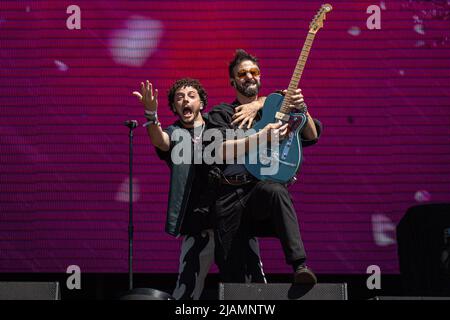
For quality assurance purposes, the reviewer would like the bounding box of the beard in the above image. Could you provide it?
[235,79,261,97]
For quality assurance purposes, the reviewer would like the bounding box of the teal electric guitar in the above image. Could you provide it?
[245,4,332,183]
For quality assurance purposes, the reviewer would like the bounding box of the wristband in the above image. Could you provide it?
[144,109,157,115]
[144,112,158,121]
[143,119,161,127]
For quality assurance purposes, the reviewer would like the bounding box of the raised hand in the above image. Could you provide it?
[132,80,159,112]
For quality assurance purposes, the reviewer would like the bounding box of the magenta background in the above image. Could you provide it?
[1,0,449,274]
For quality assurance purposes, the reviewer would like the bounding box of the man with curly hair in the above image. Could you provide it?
[133,78,266,299]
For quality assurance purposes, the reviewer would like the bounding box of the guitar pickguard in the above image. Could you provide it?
[281,114,304,160]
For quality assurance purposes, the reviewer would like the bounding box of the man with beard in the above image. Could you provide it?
[133,78,266,300]
[208,49,322,284]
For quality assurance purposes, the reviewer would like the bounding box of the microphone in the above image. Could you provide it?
[124,120,138,129]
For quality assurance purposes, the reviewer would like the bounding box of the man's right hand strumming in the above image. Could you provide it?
[261,121,289,142]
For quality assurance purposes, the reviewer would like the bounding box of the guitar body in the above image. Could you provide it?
[244,93,308,183]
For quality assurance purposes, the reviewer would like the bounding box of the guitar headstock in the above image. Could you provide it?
[309,3,333,34]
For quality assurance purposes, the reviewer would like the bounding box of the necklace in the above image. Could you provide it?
[191,124,205,144]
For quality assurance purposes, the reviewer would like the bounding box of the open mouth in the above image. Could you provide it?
[182,106,193,117]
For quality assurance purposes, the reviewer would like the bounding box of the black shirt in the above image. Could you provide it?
[207,99,255,176]
[155,121,214,235]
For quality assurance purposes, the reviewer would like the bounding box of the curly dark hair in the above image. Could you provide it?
[167,78,208,114]
[228,49,259,80]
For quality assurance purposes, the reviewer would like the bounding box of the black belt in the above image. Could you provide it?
[221,174,255,186]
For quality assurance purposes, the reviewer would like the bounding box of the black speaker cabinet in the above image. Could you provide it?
[219,283,348,300]
[0,282,61,300]
[397,203,450,296]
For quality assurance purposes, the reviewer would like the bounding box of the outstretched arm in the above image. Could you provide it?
[219,121,288,162]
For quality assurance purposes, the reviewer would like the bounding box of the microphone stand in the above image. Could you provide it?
[126,120,137,291]
[119,120,174,300]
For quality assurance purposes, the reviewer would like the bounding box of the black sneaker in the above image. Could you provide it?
[294,265,317,285]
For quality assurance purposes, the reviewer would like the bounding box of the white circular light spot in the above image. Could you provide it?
[414,190,431,202]
[54,60,69,72]
[109,16,163,67]
[348,26,361,37]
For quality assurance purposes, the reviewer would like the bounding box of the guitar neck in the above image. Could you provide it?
[280,32,316,113]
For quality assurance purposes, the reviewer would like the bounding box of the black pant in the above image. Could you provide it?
[173,229,266,299]
[214,180,306,282]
